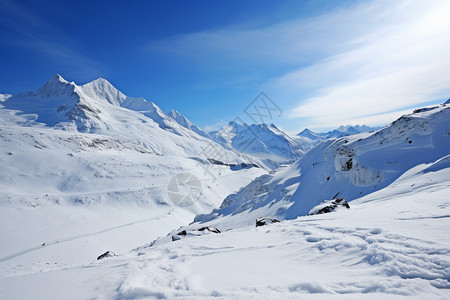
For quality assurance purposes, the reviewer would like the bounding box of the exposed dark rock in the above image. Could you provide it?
[308,198,350,216]
[414,106,439,113]
[256,217,280,227]
[97,251,115,260]
[198,227,221,234]
[207,158,225,165]
[345,158,353,170]
[177,230,187,236]
[209,159,258,169]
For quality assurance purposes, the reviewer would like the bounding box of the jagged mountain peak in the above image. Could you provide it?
[168,109,182,117]
[32,73,76,97]
[89,77,110,84]
[49,73,68,83]
[167,109,189,124]
[83,77,119,93]
[297,128,320,139]
[250,123,280,132]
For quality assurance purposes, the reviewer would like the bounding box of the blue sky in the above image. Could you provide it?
[1,0,449,133]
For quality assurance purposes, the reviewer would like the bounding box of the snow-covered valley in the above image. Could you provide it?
[1,156,449,299]
[0,75,449,299]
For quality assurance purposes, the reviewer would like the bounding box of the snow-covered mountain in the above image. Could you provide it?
[191,102,450,228]
[210,121,315,169]
[2,75,256,160]
[2,74,193,137]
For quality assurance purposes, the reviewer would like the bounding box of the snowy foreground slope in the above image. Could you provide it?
[0,157,448,299]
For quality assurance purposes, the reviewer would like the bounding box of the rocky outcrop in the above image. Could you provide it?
[308,198,350,215]
[97,251,116,260]
[256,217,280,227]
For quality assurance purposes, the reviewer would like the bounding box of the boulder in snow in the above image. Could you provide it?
[308,198,350,215]
[198,227,221,234]
[256,217,280,227]
[97,251,116,260]
[177,230,187,236]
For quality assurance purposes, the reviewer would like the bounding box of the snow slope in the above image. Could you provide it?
[193,103,450,228]
[0,157,448,299]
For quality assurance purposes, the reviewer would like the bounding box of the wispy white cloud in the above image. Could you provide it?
[274,0,450,129]
[149,1,391,68]
[203,119,228,133]
[149,0,450,130]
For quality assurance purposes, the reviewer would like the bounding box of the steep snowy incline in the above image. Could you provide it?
[167,109,210,138]
[192,102,450,228]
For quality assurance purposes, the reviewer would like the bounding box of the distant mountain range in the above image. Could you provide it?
[298,124,378,141]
